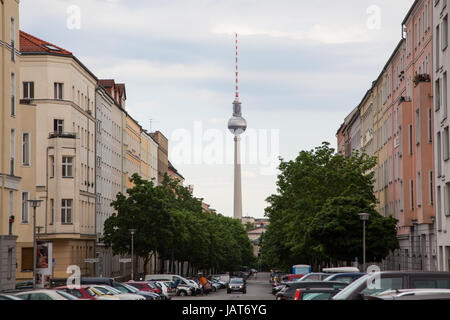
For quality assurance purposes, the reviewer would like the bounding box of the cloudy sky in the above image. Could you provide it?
[20,0,415,218]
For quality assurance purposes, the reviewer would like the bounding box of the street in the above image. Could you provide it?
[172,273,275,301]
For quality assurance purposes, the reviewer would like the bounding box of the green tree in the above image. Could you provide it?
[260,142,399,271]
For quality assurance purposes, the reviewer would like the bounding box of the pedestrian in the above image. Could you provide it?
[198,274,207,296]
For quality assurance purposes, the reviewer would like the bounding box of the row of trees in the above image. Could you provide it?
[102,174,255,277]
[260,142,399,272]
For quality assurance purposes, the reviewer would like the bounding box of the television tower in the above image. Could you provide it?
[228,33,247,220]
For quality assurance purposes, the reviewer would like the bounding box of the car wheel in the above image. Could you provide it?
[227,291,231,294]
[179,290,187,297]
[213,287,217,292]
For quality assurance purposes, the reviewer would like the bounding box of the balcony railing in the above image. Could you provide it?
[48,132,77,139]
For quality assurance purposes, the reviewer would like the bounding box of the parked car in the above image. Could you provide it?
[276,281,348,300]
[210,279,223,291]
[15,290,79,300]
[297,273,330,282]
[332,271,450,300]
[126,281,160,294]
[323,272,366,284]
[154,281,172,300]
[272,283,286,295]
[87,285,145,300]
[364,289,450,300]
[0,294,23,300]
[55,285,105,300]
[295,287,343,300]
[120,282,161,300]
[15,280,34,290]
[287,274,305,282]
[145,274,199,294]
[227,277,247,294]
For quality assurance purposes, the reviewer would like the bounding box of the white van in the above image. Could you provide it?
[144,274,200,293]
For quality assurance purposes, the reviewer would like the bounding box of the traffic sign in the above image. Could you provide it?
[119,258,132,263]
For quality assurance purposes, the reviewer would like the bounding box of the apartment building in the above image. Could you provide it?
[434,0,450,271]
[20,31,97,279]
[141,130,159,184]
[125,115,142,190]
[401,0,436,271]
[337,107,361,157]
[95,81,126,277]
[339,0,437,271]
[0,0,22,291]
[151,131,169,185]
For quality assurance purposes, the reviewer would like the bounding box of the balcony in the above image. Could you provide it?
[48,132,77,139]
[413,74,431,87]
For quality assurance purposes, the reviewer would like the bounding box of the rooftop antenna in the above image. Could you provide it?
[149,119,160,132]
[235,33,239,102]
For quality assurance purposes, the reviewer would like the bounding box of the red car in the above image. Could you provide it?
[287,274,305,282]
[126,281,162,294]
[55,285,101,300]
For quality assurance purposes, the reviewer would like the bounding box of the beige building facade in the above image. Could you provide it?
[19,31,97,279]
[0,0,22,291]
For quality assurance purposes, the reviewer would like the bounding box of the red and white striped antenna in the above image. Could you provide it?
[235,33,239,102]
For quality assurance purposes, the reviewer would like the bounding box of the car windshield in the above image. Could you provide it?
[114,283,131,293]
[121,283,139,293]
[56,290,79,300]
[332,274,380,300]
[230,279,244,284]
[303,292,333,300]
[100,286,122,295]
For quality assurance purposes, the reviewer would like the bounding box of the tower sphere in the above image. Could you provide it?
[228,116,247,135]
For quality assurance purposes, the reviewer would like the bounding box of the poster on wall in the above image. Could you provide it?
[35,242,53,289]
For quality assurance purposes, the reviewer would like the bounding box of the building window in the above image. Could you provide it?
[50,156,55,178]
[417,172,422,207]
[54,119,64,134]
[438,132,443,176]
[62,199,73,224]
[444,127,450,161]
[10,129,15,175]
[443,15,448,51]
[428,108,433,142]
[430,171,434,206]
[10,17,15,61]
[54,82,63,100]
[50,199,54,225]
[11,73,16,116]
[444,73,448,118]
[410,180,414,211]
[22,133,30,166]
[21,192,29,223]
[400,180,404,211]
[62,157,73,178]
[23,82,34,99]
[409,124,413,155]
[416,109,420,144]
[438,186,442,231]
[436,25,441,70]
[446,183,450,217]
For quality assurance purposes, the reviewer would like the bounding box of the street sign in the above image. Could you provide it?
[119,258,132,263]
[84,258,99,263]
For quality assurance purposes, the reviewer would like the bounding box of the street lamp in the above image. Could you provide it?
[129,229,136,280]
[28,199,43,290]
[358,213,370,272]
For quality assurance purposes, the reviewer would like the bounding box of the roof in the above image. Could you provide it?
[20,30,72,56]
[402,0,420,25]
[99,79,115,88]
[20,30,98,82]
